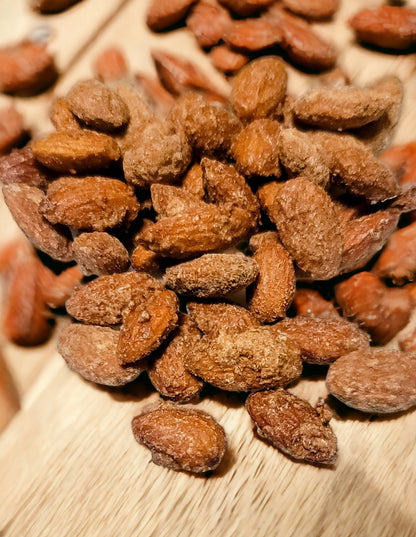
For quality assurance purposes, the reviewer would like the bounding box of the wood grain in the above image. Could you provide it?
[0,1,416,536]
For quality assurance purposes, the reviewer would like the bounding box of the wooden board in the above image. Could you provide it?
[0,1,416,536]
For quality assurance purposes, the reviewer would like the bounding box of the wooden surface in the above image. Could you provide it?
[0,1,416,536]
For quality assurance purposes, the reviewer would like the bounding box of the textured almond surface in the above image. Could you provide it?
[282,0,339,20]
[67,79,129,131]
[41,176,139,231]
[118,289,179,364]
[0,147,50,189]
[246,389,337,465]
[50,98,81,132]
[247,238,295,323]
[66,271,165,326]
[58,323,144,386]
[187,300,260,338]
[269,177,342,280]
[275,316,370,364]
[185,327,302,391]
[33,131,121,173]
[147,0,196,31]
[147,313,204,402]
[187,1,232,49]
[138,203,252,258]
[72,232,130,276]
[326,349,416,413]
[132,404,226,473]
[2,183,73,262]
[225,17,282,52]
[151,184,207,218]
[230,57,287,121]
[164,253,259,297]
[292,288,340,319]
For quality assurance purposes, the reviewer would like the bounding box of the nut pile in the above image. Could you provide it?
[2,54,416,474]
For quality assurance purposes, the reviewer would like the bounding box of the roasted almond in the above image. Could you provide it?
[132,404,226,473]
[147,0,196,31]
[326,349,416,413]
[72,232,130,276]
[0,146,50,190]
[246,389,337,465]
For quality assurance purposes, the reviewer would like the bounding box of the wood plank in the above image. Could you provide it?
[0,1,416,536]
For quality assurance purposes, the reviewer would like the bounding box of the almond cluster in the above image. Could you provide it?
[2,56,416,474]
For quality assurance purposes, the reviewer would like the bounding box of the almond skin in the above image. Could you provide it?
[246,389,337,465]
[41,176,139,231]
[72,232,130,276]
[326,349,416,413]
[33,131,120,173]
[2,183,73,262]
[147,0,196,31]
[118,289,179,364]
[274,316,370,365]
[184,326,302,391]
[268,177,343,280]
[132,404,226,473]
[0,147,51,190]
[187,1,232,49]
[164,253,259,298]
[147,313,204,402]
[66,271,165,326]
[58,323,144,386]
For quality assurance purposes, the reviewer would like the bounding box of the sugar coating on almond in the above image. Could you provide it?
[58,323,144,386]
[246,389,337,465]
[326,349,416,413]
[164,253,259,297]
[72,232,130,276]
[269,177,342,280]
[132,404,226,473]
[67,79,130,131]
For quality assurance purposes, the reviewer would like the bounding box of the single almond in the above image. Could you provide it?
[72,232,130,276]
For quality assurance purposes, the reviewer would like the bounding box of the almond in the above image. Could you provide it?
[151,184,207,218]
[282,0,339,20]
[326,349,416,413]
[164,253,259,298]
[58,323,144,386]
[132,404,226,473]
[41,176,139,231]
[246,389,337,465]
[93,47,128,83]
[72,232,130,276]
[146,0,196,31]
[33,131,120,173]
[186,1,232,49]
[0,147,50,190]
[209,45,249,74]
[0,106,27,155]
[50,98,81,132]
[225,17,282,52]
[292,288,340,319]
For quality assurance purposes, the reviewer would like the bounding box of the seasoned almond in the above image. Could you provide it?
[93,47,128,83]
[67,79,129,131]
[246,389,337,465]
[2,183,73,262]
[292,288,340,319]
[66,271,165,326]
[33,131,120,173]
[349,6,416,50]
[230,57,287,122]
[138,203,252,258]
[164,253,259,297]
[372,221,416,284]
[339,209,400,274]
[268,177,342,280]
[0,147,50,190]
[58,323,144,386]
[147,313,204,402]
[132,404,226,473]
[275,316,370,364]
[225,17,282,52]
[123,121,191,188]
[43,265,83,309]
[232,119,281,178]
[0,41,57,95]
[50,98,81,132]
[312,131,400,202]
[187,300,260,338]
[278,128,330,188]
[72,232,130,276]
[219,0,274,17]
[282,0,339,20]
[147,0,196,31]
[334,271,411,345]
[185,326,302,391]
[209,45,249,74]
[118,289,179,364]
[247,236,295,323]
[326,349,416,413]
[41,176,139,231]
[181,163,205,199]
[293,84,392,131]
[151,184,207,218]
[0,106,27,155]
[168,92,241,157]
[186,1,232,49]
[130,245,160,275]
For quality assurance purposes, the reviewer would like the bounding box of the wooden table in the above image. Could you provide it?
[0,1,415,536]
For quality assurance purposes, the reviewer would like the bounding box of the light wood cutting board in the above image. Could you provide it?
[0,1,416,536]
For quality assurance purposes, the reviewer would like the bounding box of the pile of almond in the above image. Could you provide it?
[1,54,416,474]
